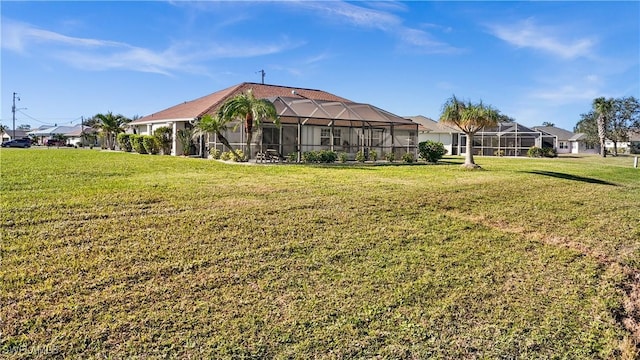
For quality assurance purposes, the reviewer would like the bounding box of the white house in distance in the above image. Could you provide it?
[532,125,599,155]
[407,115,459,155]
[129,82,419,159]
[27,124,95,147]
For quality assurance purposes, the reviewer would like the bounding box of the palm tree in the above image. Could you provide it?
[192,114,242,160]
[439,95,499,169]
[92,112,129,150]
[593,97,613,157]
[219,89,279,160]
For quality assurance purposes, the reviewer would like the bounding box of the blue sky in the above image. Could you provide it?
[2,1,638,132]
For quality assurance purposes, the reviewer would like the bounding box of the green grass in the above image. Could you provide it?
[1,149,639,358]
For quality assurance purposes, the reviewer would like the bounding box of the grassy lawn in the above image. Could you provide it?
[1,149,639,358]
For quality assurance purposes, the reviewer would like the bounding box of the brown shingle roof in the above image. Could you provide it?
[131,82,352,125]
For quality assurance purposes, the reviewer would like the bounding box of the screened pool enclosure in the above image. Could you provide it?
[205,96,419,160]
[456,122,556,156]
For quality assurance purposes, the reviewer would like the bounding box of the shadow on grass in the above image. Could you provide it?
[524,170,619,186]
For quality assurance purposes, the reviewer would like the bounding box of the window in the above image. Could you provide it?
[559,141,568,149]
[320,128,341,146]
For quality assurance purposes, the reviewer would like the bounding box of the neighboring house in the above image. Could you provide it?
[604,130,640,154]
[28,124,97,147]
[129,82,419,159]
[407,115,460,155]
[1,130,30,142]
[533,125,599,155]
[629,131,640,154]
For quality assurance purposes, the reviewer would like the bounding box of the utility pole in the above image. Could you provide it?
[12,92,20,139]
[258,69,266,84]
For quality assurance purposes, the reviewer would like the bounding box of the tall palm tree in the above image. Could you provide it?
[439,95,499,169]
[93,112,129,150]
[219,89,279,160]
[192,114,242,161]
[593,97,614,157]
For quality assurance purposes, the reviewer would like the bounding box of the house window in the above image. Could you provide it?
[559,141,568,149]
[321,128,341,146]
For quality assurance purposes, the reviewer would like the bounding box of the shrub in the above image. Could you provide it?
[153,127,172,155]
[385,152,395,162]
[209,148,221,159]
[130,135,147,154]
[116,133,132,152]
[543,147,557,158]
[220,150,245,162]
[418,141,447,163]
[527,147,544,158]
[142,135,160,155]
[317,150,337,163]
[338,152,348,163]
[176,128,193,156]
[287,152,297,163]
[301,151,317,163]
[355,150,366,163]
[369,149,378,162]
[402,152,415,163]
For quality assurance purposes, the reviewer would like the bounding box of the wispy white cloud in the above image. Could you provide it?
[2,18,299,76]
[486,18,596,59]
[529,73,602,105]
[2,18,124,53]
[292,1,460,54]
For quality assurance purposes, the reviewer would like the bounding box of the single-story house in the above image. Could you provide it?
[533,125,599,155]
[604,130,640,154]
[27,124,97,147]
[630,131,640,154]
[407,115,459,155]
[129,82,419,160]
[1,130,30,142]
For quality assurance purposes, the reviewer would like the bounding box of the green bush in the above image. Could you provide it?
[116,133,132,152]
[287,152,297,163]
[301,151,318,163]
[220,150,245,162]
[153,127,172,155]
[369,149,378,162]
[402,152,415,163]
[176,128,193,156]
[209,148,221,159]
[130,135,147,154]
[543,147,557,158]
[142,135,160,155]
[385,152,395,162]
[317,150,337,163]
[355,150,366,163]
[418,141,447,163]
[527,147,544,158]
[338,152,348,163]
